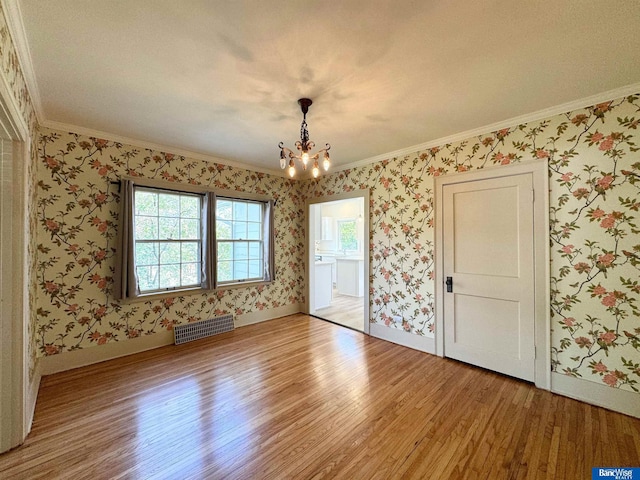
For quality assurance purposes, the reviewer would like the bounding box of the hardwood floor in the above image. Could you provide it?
[315,290,365,331]
[1,314,639,479]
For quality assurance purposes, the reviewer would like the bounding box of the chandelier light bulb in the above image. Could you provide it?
[288,165,296,177]
[312,161,320,178]
[323,157,330,171]
[301,152,309,166]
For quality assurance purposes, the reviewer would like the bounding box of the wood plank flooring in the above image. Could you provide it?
[1,314,639,479]
[314,290,364,331]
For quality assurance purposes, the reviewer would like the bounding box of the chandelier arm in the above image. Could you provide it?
[279,143,295,156]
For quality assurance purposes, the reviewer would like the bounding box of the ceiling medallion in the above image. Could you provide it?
[278,98,331,178]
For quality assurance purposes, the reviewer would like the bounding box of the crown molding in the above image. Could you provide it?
[35,80,640,182]
[1,0,44,124]
[41,119,289,178]
[331,82,640,174]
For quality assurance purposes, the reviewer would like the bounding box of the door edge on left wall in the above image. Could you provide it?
[0,95,35,452]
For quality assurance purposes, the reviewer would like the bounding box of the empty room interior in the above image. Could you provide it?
[1,1,639,478]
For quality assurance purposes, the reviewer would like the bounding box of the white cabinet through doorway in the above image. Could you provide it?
[336,258,364,297]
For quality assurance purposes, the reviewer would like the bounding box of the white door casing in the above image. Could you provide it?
[0,133,28,453]
[435,161,550,389]
[0,55,32,451]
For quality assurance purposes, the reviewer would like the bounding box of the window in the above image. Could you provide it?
[116,179,274,300]
[216,198,265,284]
[337,219,358,251]
[133,188,204,293]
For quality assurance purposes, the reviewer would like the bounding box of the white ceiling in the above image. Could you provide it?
[16,0,640,173]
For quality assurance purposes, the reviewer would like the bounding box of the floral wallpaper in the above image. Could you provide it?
[303,93,640,393]
[36,127,304,354]
[0,3,39,383]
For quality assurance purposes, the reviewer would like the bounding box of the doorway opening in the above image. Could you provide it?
[306,191,369,334]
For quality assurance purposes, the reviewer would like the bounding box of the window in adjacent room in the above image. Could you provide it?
[337,219,358,252]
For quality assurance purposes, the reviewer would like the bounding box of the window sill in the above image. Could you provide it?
[117,280,273,304]
[214,279,273,291]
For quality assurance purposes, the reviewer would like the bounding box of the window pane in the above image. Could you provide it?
[233,201,247,221]
[247,222,261,240]
[159,217,179,239]
[181,218,200,239]
[233,261,248,280]
[159,264,181,289]
[135,242,158,266]
[247,203,261,222]
[216,220,232,239]
[248,242,261,260]
[181,196,199,218]
[217,261,232,282]
[232,221,247,239]
[181,242,200,263]
[218,242,232,261]
[217,200,232,220]
[159,242,181,264]
[135,216,158,240]
[137,265,159,291]
[159,193,180,217]
[135,191,157,216]
[181,263,200,286]
[233,242,248,260]
[248,260,262,278]
[338,221,358,251]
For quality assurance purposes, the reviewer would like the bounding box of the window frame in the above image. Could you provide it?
[115,177,275,302]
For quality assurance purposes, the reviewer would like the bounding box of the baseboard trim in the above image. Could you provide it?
[235,303,302,327]
[25,359,40,436]
[551,372,640,418]
[41,330,175,375]
[41,305,304,375]
[370,323,435,354]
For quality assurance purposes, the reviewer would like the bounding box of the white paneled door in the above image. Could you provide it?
[443,173,535,382]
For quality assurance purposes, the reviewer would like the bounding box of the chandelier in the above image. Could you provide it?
[279,98,331,178]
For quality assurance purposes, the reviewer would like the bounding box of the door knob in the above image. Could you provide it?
[446,276,453,293]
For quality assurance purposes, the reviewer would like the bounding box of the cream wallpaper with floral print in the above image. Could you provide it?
[36,128,304,354]
[34,94,639,394]
[303,94,640,393]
